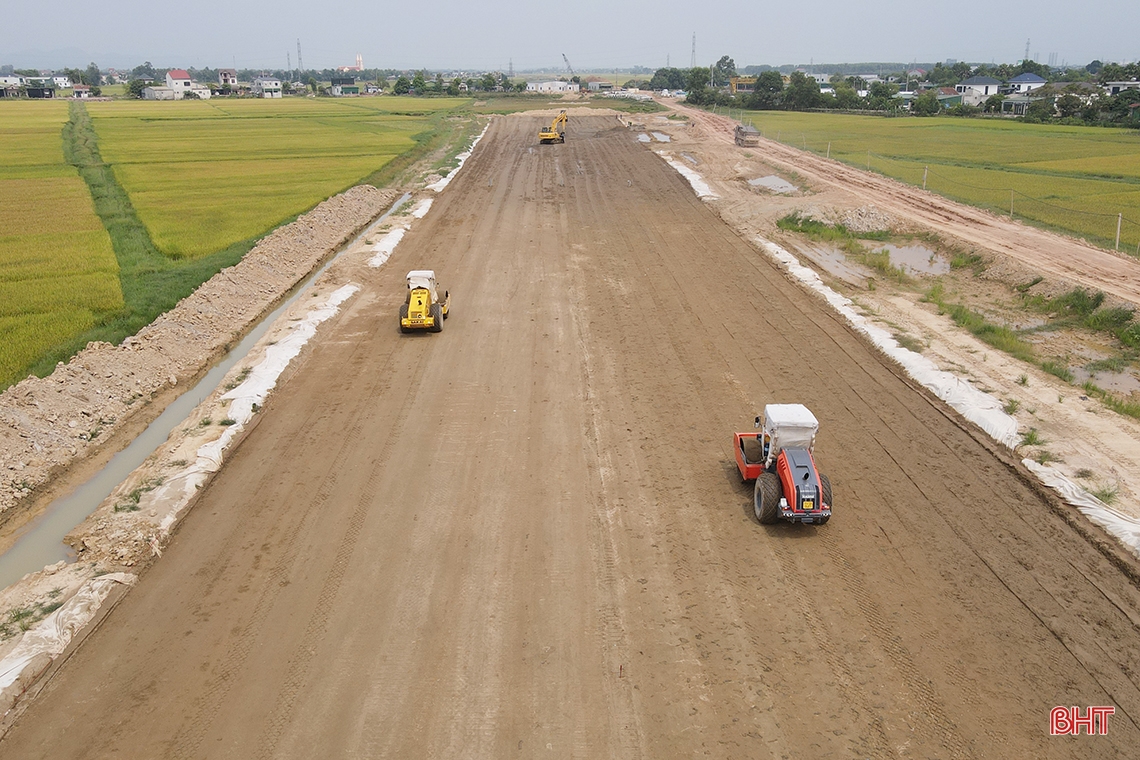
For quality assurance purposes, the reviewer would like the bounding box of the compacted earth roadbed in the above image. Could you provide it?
[3,115,1137,758]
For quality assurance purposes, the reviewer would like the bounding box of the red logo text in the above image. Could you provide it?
[1050,706,1114,736]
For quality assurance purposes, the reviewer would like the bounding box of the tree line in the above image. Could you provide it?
[648,57,1140,128]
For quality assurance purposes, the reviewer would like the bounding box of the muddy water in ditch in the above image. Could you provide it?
[0,194,411,589]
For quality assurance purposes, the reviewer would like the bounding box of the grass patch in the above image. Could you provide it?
[223,366,251,391]
[219,418,237,426]
[893,332,924,353]
[0,588,71,640]
[1020,427,1046,447]
[1090,483,1119,504]
[1040,361,1074,382]
[112,476,164,513]
[925,283,1036,362]
[1003,398,1021,414]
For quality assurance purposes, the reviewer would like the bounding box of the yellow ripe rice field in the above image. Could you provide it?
[0,102,121,388]
[87,97,470,258]
[739,110,1140,250]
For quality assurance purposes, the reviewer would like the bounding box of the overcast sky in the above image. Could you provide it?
[3,0,1136,72]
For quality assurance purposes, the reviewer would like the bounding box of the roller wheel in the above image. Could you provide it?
[398,304,410,334]
[819,473,833,509]
[754,472,781,525]
[430,303,443,332]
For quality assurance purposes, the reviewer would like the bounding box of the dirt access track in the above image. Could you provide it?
[3,114,1139,758]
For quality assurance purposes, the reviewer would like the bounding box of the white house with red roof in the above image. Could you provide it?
[166,69,192,91]
[154,69,211,99]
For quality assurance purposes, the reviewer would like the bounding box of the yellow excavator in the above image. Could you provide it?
[538,110,567,144]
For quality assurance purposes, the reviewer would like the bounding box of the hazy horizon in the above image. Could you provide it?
[2,0,1136,74]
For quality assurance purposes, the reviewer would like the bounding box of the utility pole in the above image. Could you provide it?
[1024,38,1030,62]
[297,39,304,76]
[691,33,696,69]
[508,59,514,78]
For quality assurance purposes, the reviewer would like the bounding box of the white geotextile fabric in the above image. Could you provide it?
[1024,461,1140,559]
[0,573,136,690]
[368,228,406,268]
[427,124,489,192]
[151,285,361,535]
[655,156,1140,559]
[410,198,433,218]
[755,238,1021,449]
[655,152,718,198]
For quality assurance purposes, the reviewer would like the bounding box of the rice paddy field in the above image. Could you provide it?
[0,101,121,388]
[739,110,1140,252]
[88,97,470,257]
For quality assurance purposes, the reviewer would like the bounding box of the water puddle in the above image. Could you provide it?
[0,194,411,589]
[748,175,796,194]
[651,132,671,143]
[875,243,948,276]
[637,133,651,143]
[681,152,700,165]
[796,245,867,286]
[1071,367,1140,394]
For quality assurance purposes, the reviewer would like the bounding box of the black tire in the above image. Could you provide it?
[754,472,781,524]
[430,303,443,332]
[819,473,833,509]
[398,304,410,334]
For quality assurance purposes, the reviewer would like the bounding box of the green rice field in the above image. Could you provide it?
[88,97,470,257]
[0,101,121,388]
[738,110,1140,252]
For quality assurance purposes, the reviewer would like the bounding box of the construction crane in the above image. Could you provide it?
[562,53,575,78]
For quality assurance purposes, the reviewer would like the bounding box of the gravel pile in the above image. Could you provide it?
[834,205,897,233]
[0,185,397,520]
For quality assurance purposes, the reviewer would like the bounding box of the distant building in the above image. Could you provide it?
[587,80,614,92]
[166,69,192,93]
[1008,73,1047,94]
[1105,81,1140,96]
[218,68,238,87]
[52,75,71,89]
[72,84,92,98]
[142,86,177,100]
[330,76,359,96]
[252,77,282,98]
[955,75,1001,106]
[525,81,579,94]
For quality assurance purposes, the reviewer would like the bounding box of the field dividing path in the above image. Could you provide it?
[2,115,1139,759]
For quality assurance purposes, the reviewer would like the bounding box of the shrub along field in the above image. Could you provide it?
[738,110,1140,252]
[88,97,469,258]
[0,102,121,388]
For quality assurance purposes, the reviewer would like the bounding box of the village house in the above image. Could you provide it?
[218,68,237,87]
[1008,72,1046,94]
[252,76,282,98]
[166,69,192,92]
[71,84,92,98]
[1104,81,1140,96]
[330,77,359,96]
[955,75,1001,106]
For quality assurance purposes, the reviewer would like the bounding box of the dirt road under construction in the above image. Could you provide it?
[3,115,1139,758]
